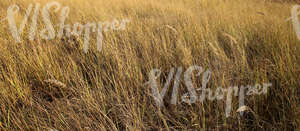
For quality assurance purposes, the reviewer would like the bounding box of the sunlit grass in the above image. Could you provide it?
[0,0,299,130]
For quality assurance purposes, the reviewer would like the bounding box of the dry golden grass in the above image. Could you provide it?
[0,0,299,130]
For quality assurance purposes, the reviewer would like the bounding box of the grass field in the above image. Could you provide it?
[0,0,299,130]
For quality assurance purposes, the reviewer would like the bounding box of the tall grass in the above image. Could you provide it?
[0,0,299,130]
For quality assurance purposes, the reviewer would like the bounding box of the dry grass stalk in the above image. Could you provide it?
[223,33,238,45]
[43,79,67,89]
